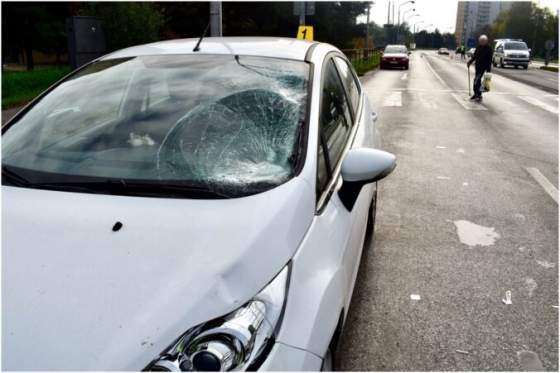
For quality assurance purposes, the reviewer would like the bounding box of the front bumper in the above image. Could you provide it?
[504,58,529,65]
[258,342,322,371]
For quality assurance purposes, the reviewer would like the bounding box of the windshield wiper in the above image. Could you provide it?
[2,166,31,187]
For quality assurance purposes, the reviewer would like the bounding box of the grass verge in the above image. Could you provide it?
[2,66,71,110]
[352,53,381,76]
[540,65,559,73]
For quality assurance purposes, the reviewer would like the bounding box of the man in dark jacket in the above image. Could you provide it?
[467,35,493,101]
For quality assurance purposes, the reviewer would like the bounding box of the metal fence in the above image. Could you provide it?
[341,48,380,65]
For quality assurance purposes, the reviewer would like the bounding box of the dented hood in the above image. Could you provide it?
[2,177,313,370]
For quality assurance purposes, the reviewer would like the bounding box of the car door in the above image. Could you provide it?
[315,54,375,310]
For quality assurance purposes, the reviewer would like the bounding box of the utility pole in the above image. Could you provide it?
[210,2,222,37]
[366,4,371,49]
[299,2,306,25]
[387,1,391,24]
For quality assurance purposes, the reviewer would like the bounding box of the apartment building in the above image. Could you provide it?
[455,1,513,47]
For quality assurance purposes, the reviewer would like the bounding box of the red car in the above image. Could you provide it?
[380,45,409,70]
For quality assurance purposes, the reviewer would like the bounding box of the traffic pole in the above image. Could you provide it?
[467,65,471,97]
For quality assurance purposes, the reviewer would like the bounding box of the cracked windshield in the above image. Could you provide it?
[2,55,309,197]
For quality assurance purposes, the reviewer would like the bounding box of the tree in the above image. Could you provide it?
[79,3,165,52]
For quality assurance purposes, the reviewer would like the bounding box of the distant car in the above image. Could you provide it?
[437,48,450,55]
[493,39,530,69]
[381,44,409,70]
[2,37,396,371]
[467,47,475,58]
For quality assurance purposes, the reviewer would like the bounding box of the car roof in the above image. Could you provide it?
[101,37,318,61]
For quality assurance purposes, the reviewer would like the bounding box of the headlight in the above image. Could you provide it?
[145,265,290,371]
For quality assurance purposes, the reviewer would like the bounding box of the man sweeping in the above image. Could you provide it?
[467,35,493,102]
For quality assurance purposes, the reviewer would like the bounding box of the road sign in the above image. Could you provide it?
[297,25,314,41]
[293,2,315,16]
[545,39,555,50]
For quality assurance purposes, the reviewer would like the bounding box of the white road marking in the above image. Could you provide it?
[401,73,408,80]
[517,95,559,114]
[526,167,558,203]
[456,148,465,153]
[435,146,447,149]
[462,182,469,186]
[502,290,512,305]
[424,56,450,89]
[451,93,488,111]
[383,91,402,107]
[436,176,451,180]
[410,294,421,300]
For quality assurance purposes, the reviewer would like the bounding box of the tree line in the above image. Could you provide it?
[478,1,558,58]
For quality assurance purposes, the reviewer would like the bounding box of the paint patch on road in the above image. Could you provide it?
[436,176,451,180]
[454,220,500,247]
[456,148,465,153]
[536,259,555,269]
[410,294,421,300]
[435,146,447,149]
[524,277,537,297]
[462,182,469,186]
[401,73,408,80]
[517,350,544,371]
[383,91,402,107]
[502,290,513,305]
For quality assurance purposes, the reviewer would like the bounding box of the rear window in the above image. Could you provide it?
[2,55,310,198]
[385,46,407,54]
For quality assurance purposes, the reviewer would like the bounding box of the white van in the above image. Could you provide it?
[493,39,530,69]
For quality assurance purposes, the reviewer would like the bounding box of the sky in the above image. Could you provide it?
[357,0,560,34]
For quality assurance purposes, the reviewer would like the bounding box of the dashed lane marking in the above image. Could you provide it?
[382,91,402,107]
[526,167,558,204]
[517,96,559,114]
[401,73,408,80]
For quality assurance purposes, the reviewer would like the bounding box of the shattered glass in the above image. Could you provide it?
[2,55,309,197]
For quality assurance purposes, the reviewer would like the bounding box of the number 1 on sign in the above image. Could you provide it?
[297,26,313,41]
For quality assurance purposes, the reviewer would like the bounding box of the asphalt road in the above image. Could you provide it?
[436,53,558,94]
[337,51,558,371]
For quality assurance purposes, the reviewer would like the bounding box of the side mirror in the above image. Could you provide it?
[338,148,396,211]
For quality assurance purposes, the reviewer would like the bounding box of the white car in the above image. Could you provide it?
[2,37,395,371]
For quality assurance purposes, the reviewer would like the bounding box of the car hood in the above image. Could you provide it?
[383,53,407,58]
[2,177,314,370]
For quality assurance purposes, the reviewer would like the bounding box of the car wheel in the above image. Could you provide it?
[500,59,504,68]
[492,59,497,67]
[366,189,378,237]
[405,65,409,70]
[321,348,334,371]
[523,65,528,70]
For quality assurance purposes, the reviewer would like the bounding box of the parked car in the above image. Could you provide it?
[437,48,450,55]
[381,44,409,70]
[493,39,530,69]
[2,37,396,371]
[467,47,476,58]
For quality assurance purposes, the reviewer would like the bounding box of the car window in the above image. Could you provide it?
[2,55,310,198]
[334,56,361,116]
[505,42,528,50]
[318,58,353,192]
[385,46,407,53]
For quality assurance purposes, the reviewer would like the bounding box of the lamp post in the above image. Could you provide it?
[397,6,415,42]
[397,0,415,26]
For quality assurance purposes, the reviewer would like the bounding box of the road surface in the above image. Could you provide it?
[337,50,558,371]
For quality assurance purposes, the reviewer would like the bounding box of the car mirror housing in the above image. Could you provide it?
[338,148,396,211]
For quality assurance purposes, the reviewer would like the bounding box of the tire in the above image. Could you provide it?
[321,348,334,371]
[405,64,409,70]
[492,60,497,67]
[365,189,378,237]
[500,59,504,68]
[523,65,528,70]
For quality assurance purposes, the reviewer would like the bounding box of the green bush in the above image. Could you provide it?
[2,66,71,109]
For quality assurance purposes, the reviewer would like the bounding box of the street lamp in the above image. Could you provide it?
[397,0,415,26]
[413,20,425,34]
